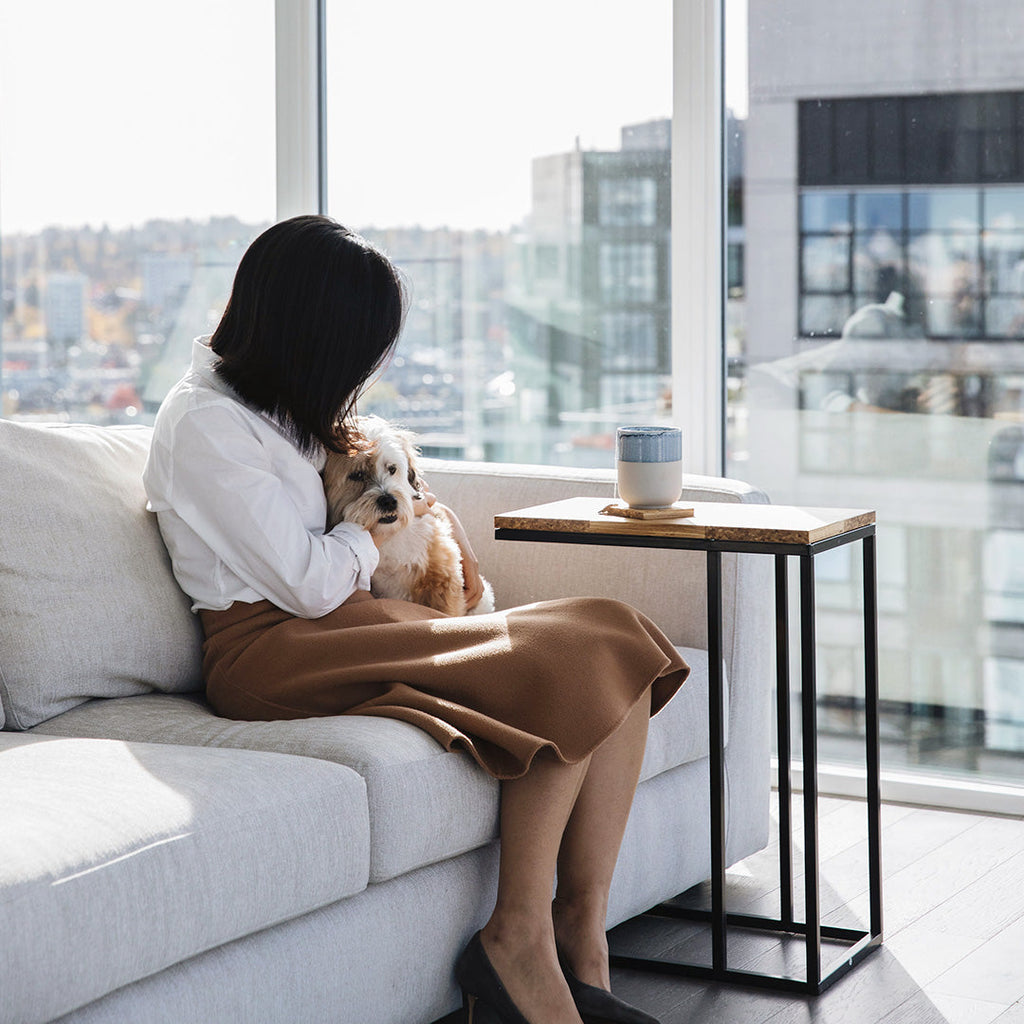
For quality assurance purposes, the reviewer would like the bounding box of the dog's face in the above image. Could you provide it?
[323,416,424,536]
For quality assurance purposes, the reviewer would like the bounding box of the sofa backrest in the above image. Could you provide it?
[420,458,768,649]
[0,420,767,730]
[0,421,203,730]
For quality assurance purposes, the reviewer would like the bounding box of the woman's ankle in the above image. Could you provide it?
[551,894,611,990]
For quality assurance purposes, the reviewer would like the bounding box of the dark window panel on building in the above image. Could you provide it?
[800,100,835,184]
[870,98,904,182]
[801,92,1024,187]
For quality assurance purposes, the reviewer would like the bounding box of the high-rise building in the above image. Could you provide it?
[44,272,86,348]
[504,120,671,465]
[141,253,194,311]
[737,0,1024,773]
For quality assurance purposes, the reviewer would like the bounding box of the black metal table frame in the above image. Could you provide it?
[494,520,882,995]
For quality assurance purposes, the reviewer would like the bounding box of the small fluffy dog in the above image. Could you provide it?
[322,415,495,616]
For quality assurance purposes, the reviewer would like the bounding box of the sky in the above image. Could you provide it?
[0,0,748,236]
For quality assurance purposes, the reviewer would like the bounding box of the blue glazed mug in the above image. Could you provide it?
[616,425,683,508]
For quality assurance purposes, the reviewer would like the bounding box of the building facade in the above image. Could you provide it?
[737,0,1024,775]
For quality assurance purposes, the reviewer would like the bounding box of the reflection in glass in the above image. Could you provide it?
[985,188,1024,229]
[800,294,853,335]
[801,234,850,291]
[855,191,902,229]
[908,189,980,231]
[986,297,1024,338]
[984,231,1024,293]
[729,0,1024,788]
[801,192,851,231]
[907,230,981,297]
[853,230,902,295]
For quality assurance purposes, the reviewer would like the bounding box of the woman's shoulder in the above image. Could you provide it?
[157,371,254,430]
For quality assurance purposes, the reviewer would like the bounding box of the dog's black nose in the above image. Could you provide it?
[376,493,398,513]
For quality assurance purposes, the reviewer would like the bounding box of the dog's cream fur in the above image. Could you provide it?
[322,415,494,616]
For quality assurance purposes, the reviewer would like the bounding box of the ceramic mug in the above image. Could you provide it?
[616,425,683,509]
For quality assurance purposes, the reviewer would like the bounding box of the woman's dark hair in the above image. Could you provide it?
[210,215,407,455]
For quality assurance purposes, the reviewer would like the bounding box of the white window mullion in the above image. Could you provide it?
[672,0,724,476]
[275,0,322,220]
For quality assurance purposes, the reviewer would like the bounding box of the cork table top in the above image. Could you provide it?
[494,497,876,546]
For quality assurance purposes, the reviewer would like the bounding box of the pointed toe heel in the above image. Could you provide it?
[455,932,531,1024]
[560,958,661,1024]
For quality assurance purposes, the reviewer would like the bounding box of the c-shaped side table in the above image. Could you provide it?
[494,497,882,995]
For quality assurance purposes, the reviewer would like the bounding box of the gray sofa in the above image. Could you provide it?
[0,420,774,1024]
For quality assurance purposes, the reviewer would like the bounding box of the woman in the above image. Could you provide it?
[143,215,689,1024]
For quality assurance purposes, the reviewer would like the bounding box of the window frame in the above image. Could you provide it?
[281,0,1024,813]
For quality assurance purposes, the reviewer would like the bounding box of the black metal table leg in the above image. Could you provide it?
[800,553,822,990]
[707,548,727,974]
[863,534,884,940]
[775,554,794,930]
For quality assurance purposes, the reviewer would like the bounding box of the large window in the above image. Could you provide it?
[8,1,1024,807]
[0,0,275,426]
[727,0,1024,794]
[324,0,672,467]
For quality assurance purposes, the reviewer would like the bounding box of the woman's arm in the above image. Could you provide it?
[152,404,378,617]
[428,499,486,611]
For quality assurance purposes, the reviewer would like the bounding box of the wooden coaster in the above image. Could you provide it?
[599,502,695,520]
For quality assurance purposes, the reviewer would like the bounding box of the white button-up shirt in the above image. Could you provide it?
[143,337,379,617]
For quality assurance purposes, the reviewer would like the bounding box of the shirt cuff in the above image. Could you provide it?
[327,520,380,590]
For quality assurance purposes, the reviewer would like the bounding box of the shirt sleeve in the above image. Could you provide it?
[158,403,379,618]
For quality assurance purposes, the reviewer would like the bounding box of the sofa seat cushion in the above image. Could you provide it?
[0,421,203,730]
[31,643,724,884]
[0,732,370,1024]
[32,695,500,886]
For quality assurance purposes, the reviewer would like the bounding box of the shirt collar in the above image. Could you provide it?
[190,336,234,396]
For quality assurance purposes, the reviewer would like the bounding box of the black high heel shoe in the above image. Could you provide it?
[559,956,661,1024]
[455,932,532,1024]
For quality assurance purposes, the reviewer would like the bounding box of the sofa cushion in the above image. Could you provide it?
[0,731,370,1024]
[0,421,204,730]
[32,695,500,886]
[31,644,724,884]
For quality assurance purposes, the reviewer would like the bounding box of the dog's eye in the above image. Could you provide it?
[386,464,397,476]
[348,470,366,483]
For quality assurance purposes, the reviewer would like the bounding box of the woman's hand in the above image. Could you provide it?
[431,500,486,611]
[412,488,437,517]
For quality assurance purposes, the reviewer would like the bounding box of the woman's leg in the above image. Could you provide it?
[552,696,651,990]
[479,755,591,1024]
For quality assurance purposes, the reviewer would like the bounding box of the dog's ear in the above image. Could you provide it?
[393,427,424,491]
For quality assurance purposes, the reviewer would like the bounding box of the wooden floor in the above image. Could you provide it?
[437,796,1024,1024]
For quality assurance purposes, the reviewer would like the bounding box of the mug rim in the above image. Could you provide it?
[616,424,681,436]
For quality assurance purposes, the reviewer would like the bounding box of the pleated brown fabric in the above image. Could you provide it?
[199,593,690,780]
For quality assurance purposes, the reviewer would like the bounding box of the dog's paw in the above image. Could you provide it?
[468,579,496,615]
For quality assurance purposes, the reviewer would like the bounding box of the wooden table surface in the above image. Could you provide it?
[494,497,876,546]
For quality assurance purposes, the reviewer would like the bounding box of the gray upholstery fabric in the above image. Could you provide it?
[0,421,203,729]
[31,645,721,884]
[52,761,746,1024]
[0,732,370,1024]
[53,844,502,1024]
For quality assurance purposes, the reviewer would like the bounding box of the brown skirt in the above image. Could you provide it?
[199,593,689,780]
